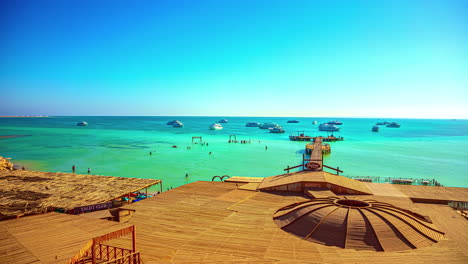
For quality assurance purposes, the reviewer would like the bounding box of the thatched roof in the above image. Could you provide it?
[0,156,14,171]
[0,169,160,220]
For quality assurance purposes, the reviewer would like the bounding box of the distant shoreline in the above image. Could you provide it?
[0,135,32,139]
[0,116,48,118]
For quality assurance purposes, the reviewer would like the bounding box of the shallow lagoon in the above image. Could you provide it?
[1,116,467,189]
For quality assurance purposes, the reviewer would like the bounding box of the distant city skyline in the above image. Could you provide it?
[1,0,467,118]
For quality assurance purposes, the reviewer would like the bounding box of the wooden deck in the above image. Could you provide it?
[224,176,264,183]
[0,212,132,264]
[1,181,467,263]
[257,171,372,194]
[365,182,409,197]
[306,188,336,198]
[394,185,468,203]
[102,181,468,263]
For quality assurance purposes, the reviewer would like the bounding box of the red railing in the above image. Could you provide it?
[100,251,141,264]
[96,244,134,262]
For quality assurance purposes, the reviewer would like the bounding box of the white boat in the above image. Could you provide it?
[376,121,389,126]
[269,126,285,133]
[318,123,340,131]
[209,123,223,130]
[386,122,401,128]
[259,122,278,129]
[312,121,318,125]
[166,120,180,125]
[172,121,184,127]
[372,126,379,132]
[76,121,88,126]
[327,121,343,125]
[245,122,260,127]
[218,119,228,123]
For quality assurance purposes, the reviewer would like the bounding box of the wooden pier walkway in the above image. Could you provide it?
[304,137,323,171]
[284,137,343,174]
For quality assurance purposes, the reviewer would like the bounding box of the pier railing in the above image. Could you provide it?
[448,201,468,211]
[100,252,141,264]
[346,175,443,186]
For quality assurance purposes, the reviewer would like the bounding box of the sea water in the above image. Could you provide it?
[0,116,467,189]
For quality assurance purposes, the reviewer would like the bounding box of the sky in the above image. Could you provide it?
[0,0,467,118]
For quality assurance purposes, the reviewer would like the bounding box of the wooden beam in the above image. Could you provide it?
[132,226,137,252]
[322,164,344,173]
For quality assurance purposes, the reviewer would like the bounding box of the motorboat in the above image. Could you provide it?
[166,120,180,125]
[209,123,223,130]
[375,121,389,126]
[245,122,260,127]
[327,121,343,125]
[386,122,401,128]
[218,119,228,123]
[269,126,285,133]
[259,122,279,129]
[318,123,340,131]
[312,121,318,125]
[287,120,299,123]
[172,120,184,127]
[76,121,88,126]
[372,125,379,132]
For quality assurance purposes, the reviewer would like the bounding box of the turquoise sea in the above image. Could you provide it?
[0,116,467,189]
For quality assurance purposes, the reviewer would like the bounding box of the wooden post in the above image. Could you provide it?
[99,244,102,260]
[302,154,305,170]
[91,241,96,264]
[337,167,340,175]
[160,181,163,193]
[132,226,137,252]
[286,166,290,173]
[145,188,148,197]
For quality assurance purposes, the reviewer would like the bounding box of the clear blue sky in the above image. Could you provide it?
[1,0,467,118]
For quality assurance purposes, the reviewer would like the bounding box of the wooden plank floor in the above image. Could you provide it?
[394,185,468,202]
[0,212,132,264]
[224,176,264,183]
[309,137,323,170]
[365,183,409,197]
[106,181,468,263]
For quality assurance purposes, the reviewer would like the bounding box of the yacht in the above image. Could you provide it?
[327,121,343,125]
[76,121,88,126]
[209,123,223,130]
[318,123,340,131]
[259,122,279,129]
[376,121,390,126]
[287,120,299,123]
[172,121,184,128]
[386,122,401,128]
[269,126,285,133]
[218,119,228,123]
[372,125,379,132]
[245,122,260,127]
[166,120,180,125]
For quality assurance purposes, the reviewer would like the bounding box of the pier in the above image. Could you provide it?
[285,137,343,174]
[289,131,344,142]
[304,137,324,171]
